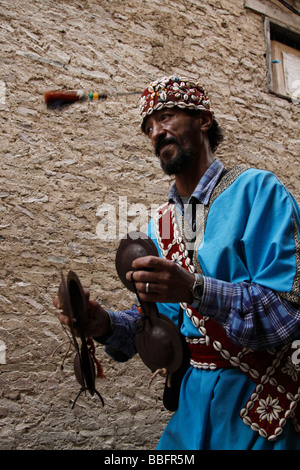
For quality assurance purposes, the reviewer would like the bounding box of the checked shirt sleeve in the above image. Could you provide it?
[96,305,140,362]
[198,276,300,350]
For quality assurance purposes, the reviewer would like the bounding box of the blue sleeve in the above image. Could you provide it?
[197,171,300,349]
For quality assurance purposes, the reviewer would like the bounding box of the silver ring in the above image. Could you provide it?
[146,282,150,293]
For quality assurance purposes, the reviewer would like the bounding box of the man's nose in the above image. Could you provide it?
[151,120,166,145]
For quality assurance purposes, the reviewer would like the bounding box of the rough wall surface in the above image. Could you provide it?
[0,0,299,450]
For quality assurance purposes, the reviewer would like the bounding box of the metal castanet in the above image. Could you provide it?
[58,271,104,408]
[115,232,183,375]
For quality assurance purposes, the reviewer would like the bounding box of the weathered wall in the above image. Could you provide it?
[0,0,299,450]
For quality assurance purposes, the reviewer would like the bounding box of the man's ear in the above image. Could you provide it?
[198,111,213,131]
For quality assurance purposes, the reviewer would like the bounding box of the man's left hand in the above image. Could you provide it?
[126,255,194,304]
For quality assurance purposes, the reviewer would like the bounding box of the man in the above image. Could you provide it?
[55,75,300,450]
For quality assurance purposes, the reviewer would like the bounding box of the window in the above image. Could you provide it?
[265,19,300,102]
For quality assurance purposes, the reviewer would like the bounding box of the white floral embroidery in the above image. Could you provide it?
[282,356,300,382]
[256,396,283,423]
[171,251,183,265]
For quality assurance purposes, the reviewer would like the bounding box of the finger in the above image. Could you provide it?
[136,291,167,304]
[132,255,167,271]
[134,281,160,295]
[125,270,134,282]
[53,296,61,309]
[58,312,71,327]
[84,290,90,301]
[126,269,162,284]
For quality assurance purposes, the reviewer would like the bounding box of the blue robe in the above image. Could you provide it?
[147,167,300,450]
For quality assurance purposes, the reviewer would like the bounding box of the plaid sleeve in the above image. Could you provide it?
[100,305,140,362]
[198,276,300,350]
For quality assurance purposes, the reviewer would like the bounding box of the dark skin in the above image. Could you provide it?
[54,108,214,337]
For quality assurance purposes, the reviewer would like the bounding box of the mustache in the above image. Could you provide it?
[155,136,178,157]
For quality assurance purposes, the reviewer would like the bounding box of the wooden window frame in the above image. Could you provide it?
[265,18,300,102]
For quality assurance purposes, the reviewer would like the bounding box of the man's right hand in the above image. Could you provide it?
[53,293,111,339]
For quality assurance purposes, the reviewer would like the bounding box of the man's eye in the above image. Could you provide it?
[145,126,152,136]
[161,112,173,122]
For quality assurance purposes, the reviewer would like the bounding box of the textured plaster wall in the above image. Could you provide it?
[0,0,299,450]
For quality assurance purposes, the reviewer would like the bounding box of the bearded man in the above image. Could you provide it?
[55,75,300,450]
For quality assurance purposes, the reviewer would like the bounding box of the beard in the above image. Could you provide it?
[155,137,197,176]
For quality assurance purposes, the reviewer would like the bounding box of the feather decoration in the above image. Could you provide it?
[44,89,108,108]
[45,89,140,108]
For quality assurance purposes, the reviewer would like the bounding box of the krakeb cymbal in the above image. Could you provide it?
[115,232,183,374]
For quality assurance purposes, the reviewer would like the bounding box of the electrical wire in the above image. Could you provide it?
[278,0,300,16]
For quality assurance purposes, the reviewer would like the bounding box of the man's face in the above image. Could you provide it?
[143,108,204,175]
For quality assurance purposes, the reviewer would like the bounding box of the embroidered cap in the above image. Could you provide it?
[139,75,212,130]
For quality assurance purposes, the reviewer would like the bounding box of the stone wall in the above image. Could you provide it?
[0,0,299,450]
